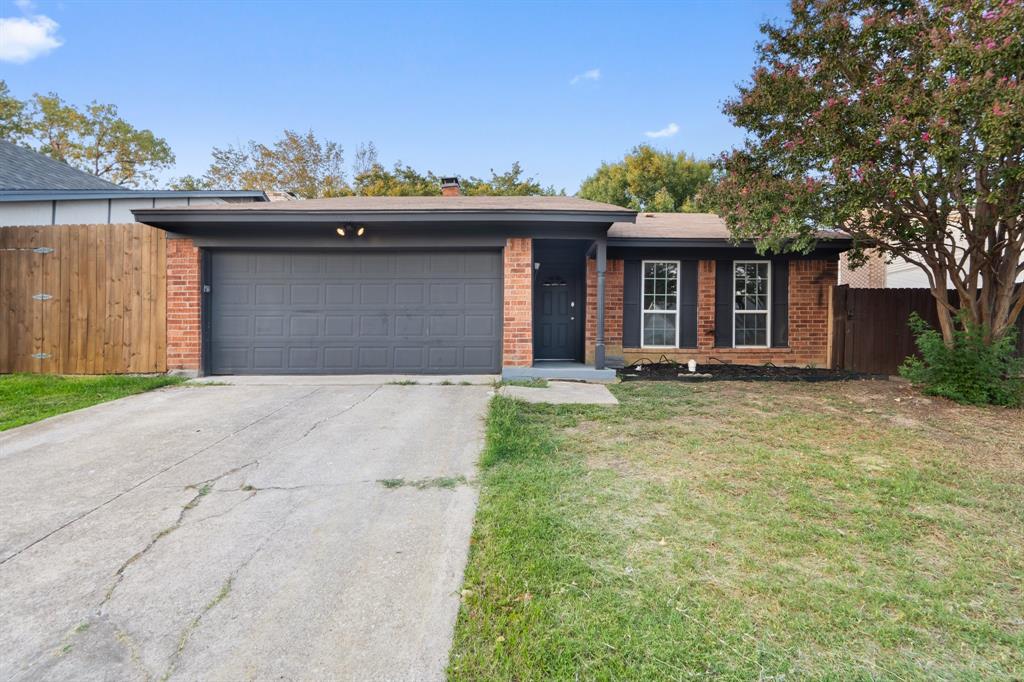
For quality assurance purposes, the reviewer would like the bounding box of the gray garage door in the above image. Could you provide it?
[209,250,502,374]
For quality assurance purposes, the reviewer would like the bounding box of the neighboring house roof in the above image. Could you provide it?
[0,140,127,192]
[0,140,268,204]
[609,212,850,245]
[0,189,269,203]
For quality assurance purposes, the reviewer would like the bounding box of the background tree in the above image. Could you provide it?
[352,162,439,196]
[703,0,1024,346]
[172,129,349,198]
[462,162,561,196]
[0,85,174,187]
[0,81,29,143]
[578,144,713,211]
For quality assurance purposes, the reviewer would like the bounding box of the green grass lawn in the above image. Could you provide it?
[449,380,1024,680]
[0,373,186,431]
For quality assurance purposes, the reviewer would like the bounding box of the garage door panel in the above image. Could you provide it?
[429,315,459,337]
[289,284,320,305]
[358,347,389,369]
[255,284,285,305]
[394,283,425,305]
[288,347,319,368]
[464,346,497,369]
[213,315,249,337]
[394,347,425,369]
[465,315,496,337]
[464,253,498,274]
[253,347,283,369]
[324,347,354,369]
[290,254,322,274]
[359,254,392,276]
[325,284,355,305]
[217,284,250,305]
[211,251,501,374]
[395,315,426,337]
[360,283,389,305]
[256,254,286,274]
[289,317,319,336]
[325,316,356,336]
[255,316,285,336]
[429,283,460,304]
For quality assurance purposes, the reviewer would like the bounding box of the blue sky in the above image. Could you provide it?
[1,0,792,191]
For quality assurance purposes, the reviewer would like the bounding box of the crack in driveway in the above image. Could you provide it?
[0,387,328,566]
[159,509,297,681]
[99,460,259,608]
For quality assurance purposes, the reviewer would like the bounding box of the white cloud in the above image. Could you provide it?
[644,122,680,139]
[570,68,601,85]
[0,13,63,63]
[14,0,36,11]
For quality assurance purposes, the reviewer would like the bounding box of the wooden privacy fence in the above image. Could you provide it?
[0,224,167,374]
[829,284,1024,374]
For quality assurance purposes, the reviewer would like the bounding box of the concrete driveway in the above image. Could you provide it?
[0,378,491,681]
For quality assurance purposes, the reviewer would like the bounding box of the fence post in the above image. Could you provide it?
[827,284,847,369]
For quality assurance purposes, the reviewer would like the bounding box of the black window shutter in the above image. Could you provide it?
[771,258,789,347]
[679,261,698,348]
[715,260,733,347]
[622,260,641,348]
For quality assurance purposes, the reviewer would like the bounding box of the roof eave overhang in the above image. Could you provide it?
[132,208,637,228]
[608,237,851,250]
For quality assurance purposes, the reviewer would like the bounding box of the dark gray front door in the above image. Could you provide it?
[209,250,502,374]
[533,263,581,361]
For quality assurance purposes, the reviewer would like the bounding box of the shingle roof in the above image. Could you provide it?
[0,140,128,192]
[138,195,633,214]
[609,212,849,242]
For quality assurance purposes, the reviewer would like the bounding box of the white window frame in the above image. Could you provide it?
[640,260,681,349]
[732,260,772,349]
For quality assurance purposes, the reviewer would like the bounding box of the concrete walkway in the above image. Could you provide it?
[499,380,619,405]
[0,380,490,681]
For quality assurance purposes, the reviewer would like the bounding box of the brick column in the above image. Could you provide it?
[788,259,837,363]
[697,260,716,350]
[502,238,533,368]
[166,237,201,373]
[586,258,623,364]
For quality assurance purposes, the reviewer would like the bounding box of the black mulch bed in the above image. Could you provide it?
[618,357,888,383]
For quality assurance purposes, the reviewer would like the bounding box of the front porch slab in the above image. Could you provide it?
[499,381,619,405]
[502,362,617,383]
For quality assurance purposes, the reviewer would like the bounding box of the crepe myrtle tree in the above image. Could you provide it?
[705,0,1024,346]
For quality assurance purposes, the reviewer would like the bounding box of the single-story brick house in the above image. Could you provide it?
[133,179,849,379]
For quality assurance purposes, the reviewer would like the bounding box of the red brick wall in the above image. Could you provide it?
[166,237,201,372]
[584,258,624,364]
[503,238,533,367]
[697,260,716,351]
[622,258,838,368]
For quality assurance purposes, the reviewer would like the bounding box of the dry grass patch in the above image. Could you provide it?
[450,380,1024,680]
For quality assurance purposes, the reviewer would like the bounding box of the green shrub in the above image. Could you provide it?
[899,313,1024,407]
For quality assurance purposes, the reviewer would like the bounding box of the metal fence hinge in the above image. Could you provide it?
[33,246,55,254]
[32,293,53,301]
[32,353,51,360]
